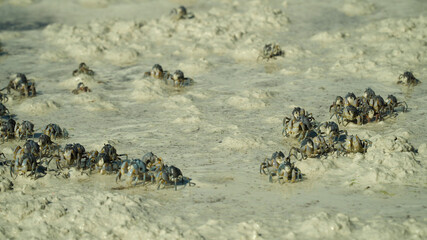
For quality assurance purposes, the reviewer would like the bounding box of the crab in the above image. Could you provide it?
[153,165,185,191]
[258,43,284,60]
[72,82,91,94]
[275,160,302,184]
[0,92,8,103]
[170,6,195,21]
[2,73,36,97]
[100,144,127,162]
[290,136,331,160]
[283,114,315,141]
[1,119,16,141]
[398,71,421,86]
[260,151,285,175]
[50,143,87,170]
[334,105,363,126]
[23,140,41,159]
[166,70,194,87]
[72,62,95,76]
[43,123,68,139]
[0,103,9,117]
[317,121,347,145]
[10,152,38,179]
[338,135,372,154]
[143,64,170,80]
[90,144,127,174]
[385,95,408,114]
[344,92,358,107]
[329,96,345,117]
[38,134,59,158]
[14,120,34,140]
[116,159,149,186]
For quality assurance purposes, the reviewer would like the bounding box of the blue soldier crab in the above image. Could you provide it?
[0,92,8,103]
[258,43,284,61]
[72,82,91,94]
[14,120,34,140]
[276,160,302,184]
[143,64,170,80]
[283,108,316,141]
[170,6,195,21]
[0,103,9,117]
[397,71,420,86]
[1,73,36,97]
[385,95,407,114]
[338,135,372,154]
[43,123,69,139]
[1,119,15,141]
[260,151,285,175]
[290,135,331,160]
[116,159,149,186]
[73,62,95,76]
[10,152,38,179]
[166,70,194,87]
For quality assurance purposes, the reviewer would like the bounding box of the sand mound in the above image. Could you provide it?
[15,98,60,115]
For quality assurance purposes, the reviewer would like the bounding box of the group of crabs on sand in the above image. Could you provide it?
[0,6,201,191]
[0,5,423,190]
[0,61,195,191]
[259,44,421,185]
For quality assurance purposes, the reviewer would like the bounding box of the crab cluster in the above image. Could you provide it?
[1,119,35,141]
[259,151,302,184]
[7,138,192,190]
[290,121,372,160]
[143,64,194,87]
[117,152,192,190]
[258,43,284,61]
[279,107,372,163]
[330,88,407,126]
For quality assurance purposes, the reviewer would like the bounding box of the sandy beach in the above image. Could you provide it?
[0,0,426,239]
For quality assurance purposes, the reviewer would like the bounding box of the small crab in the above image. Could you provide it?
[143,64,169,80]
[398,71,421,86]
[317,121,347,145]
[43,123,68,139]
[116,159,149,186]
[170,6,195,21]
[14,120,34,140]
[385,95,407,114]
[258,43,284,61]
[166,70,194,87]
[334,105,363,126]
[260,151,285,175]
[23,140,41,159]
[290,136,331,160]
[1,119,16,141]
[344,92,358,107]
[10,152,38,179]
[2,73,36,97]
[0,92,8,103]
[50,143,87,170]
[72,82,91,94]
[283,115,315,141]
[0,103,10,117]
[72,62,95,76]
[38,134,59,158]
[276,160,302,184]
[338,135,372,154]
